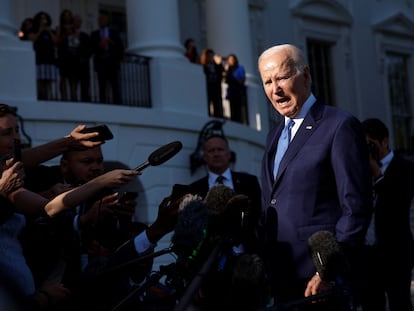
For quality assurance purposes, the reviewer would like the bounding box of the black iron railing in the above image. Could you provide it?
[37,53,151,107]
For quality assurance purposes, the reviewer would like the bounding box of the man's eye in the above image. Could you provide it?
[281,73,292,80]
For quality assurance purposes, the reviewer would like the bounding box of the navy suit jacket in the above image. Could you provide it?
[260,101,372,283]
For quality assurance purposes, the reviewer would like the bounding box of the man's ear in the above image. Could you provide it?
[381,137,389,150]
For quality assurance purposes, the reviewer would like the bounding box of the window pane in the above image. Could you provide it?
[386,52,413,152]
[307,39,335,106]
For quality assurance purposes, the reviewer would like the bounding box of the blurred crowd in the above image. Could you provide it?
[19,9,124,105]
[184,38,249,125]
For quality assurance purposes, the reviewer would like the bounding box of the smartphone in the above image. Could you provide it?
[80,125,114,142]
[170,184,192,203]
[13,139,22,162]
[118,191,138,203]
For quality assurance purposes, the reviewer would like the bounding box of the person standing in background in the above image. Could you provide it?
[184,38,200,64]
[19,17,36,41]
[72,15,91,102]
[90,13,124,105]
[32,11,59,100]
[224,54,248,124]
[360,118,414,311]
[56,9,75,101]
[200,48,224,118]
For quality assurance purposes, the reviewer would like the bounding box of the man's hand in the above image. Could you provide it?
[146,196,181,244]
[66,125,104,149]
[114,192,137,217]
[304,273,334,298]
[0,159,24,197]
[36,282,71,307]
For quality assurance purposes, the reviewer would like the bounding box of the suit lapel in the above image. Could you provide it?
[273,102,324,184]
[232,172,242,192]
[265,125,284,186]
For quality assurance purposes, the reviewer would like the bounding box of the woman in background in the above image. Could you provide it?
[224,54,248,125]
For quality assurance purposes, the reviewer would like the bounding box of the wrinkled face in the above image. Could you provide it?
[61,146,104,185]
[259,51,311,118]
[203,137,231,175]
[0,114,20,157]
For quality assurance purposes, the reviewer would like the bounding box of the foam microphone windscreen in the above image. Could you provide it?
[171,198,209,258]
[308,230,345,282]
[135,141,182,171]
[225,195,249,226]
[204,184,236,215]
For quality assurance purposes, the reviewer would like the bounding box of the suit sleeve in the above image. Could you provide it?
[331,116,373,245]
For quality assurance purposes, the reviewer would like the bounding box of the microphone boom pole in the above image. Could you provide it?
[174,241,224,311]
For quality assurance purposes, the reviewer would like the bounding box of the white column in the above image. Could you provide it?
[205,0,268,132]
[124,0,206,116]
[125,0,184,59]
[0,0,36,101]
[205,0,254,74]
[0,0,15,39]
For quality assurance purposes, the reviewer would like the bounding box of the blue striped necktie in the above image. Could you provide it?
[273,119,295,179]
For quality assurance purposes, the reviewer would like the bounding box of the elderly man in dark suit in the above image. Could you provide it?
[360,118,414,311]
[258,44,372,310]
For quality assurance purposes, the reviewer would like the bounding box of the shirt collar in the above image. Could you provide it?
[380,150,394,174]
[283,93,316,125]
[209,167,231,183]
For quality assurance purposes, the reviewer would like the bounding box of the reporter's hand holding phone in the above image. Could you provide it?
[66,124,114,149]
[146,188,192,244]
[114,191,138,217]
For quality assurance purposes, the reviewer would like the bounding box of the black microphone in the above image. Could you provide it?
[204,185,250,244]
[164,198,210,301]
[134,141,183,171]
[171,197,209,259]
[308,230,349,283]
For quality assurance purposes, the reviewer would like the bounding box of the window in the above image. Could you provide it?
[306,39,335,106]
[386,52,413,153]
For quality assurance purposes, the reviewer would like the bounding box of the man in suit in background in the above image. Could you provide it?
[360,118,414,311]
[189,134,262,229]
[90,13,124,104]
[257,43,372,310]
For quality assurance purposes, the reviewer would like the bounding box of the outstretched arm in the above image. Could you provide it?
[9,169,140,217]
[21,125,104,167]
